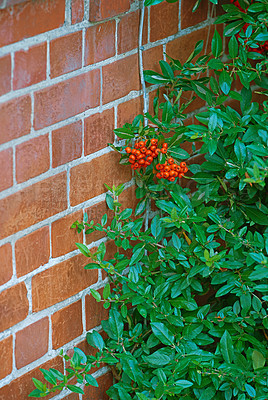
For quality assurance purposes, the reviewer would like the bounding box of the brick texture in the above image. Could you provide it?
[89,0,131,21]
[143,45,163,73]
[0,0,65,47]
[0,54,11,96]
[0,336,13,380]
[51,210,83,257]
[0,147,13,192]
[71,0,84,24]
[85,20,116,65]
[34,70,100,129]
[50,31,82,78]
[15,226,50,277]
[13,43,47,90]
[32,254,98,311]
[85,289,109,330]
[15,318,49,369]
[70,152,132,206]
[117,96,143,126]
[0,243,13,285]
[102,54,140,104]
[0,95,31,145]
[150,1,179,42]
[84,371,113,399]
[118,9,147,54]
[84,109,114,156]
[52,120,82,167]
[0,357,63,400]
[52,300,83,349]
[15,134,50,183]
[0,282,28,331]
[0,173,67,239]
[181,0,208,30]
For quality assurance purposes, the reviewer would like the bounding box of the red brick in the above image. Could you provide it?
[89,0,131,21]
[181,0,208,29]
[181,90,206,114]
[52,300,83,349]
[32,254,98,311]
[50,32,82,78]
[0,0,65,47]
[0,148,13,192]
[13,43,47,90]
[0,356,63,400]
[118,9,147,54]
[85,289,109,330]
[85,20,115,65]
[16,134,50,183]
[0,336,12,380]
[52,121,82,167]
[0,283,28,331]
[0,95,31,145]
[70,152,131,206]
[72,0,84,24]
[51,210,83,258]
[150,1,179,42]
[84,109,114,156]
[0,54,11,96]
[0,173,67,240]
[34,70,100,129]
[62,394,79,400]
[84,371,113,399]
[143,45,163,73]
[117,96,143,127]
[85,201,112,244]
[0,243,13,285]
[15,318,49,369]
[15,226,50,277]
[102,54,140,104]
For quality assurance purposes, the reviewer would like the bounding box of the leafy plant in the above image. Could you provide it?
[29,1,268,399]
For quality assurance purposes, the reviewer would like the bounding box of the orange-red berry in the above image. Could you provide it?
[155,148,161,155]
[150,145,157,152]
[162,142,168,149]
[163,172,169,179]
[126,147,132,153]
[134,142,139,149]
[139,141,146,148]
[168,158,174,165]
[161,148,167,154]
[169,177,175,182]
[180,161,186,168]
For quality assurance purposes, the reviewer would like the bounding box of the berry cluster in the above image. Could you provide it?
[125,138,187,181]
[155,159,188,182]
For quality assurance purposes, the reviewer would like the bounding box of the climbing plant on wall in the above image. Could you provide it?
[29,1,268,399]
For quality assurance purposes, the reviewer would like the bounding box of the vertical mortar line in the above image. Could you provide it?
[82,27,85,68]
[66,166,70,209]
[178,0,181,31]
[46,39,50,80]
[114,104,118,129]
[81,295,86,333]
[147,5,150,43]
[115,18,119,56]
[11,240,16,279]
[13,142,16,185]
[49,129,53,169]
[163,44,166,61]
[100,67,103,108]
[48,314,53,352]
[81,117,85,157]
[84,0,89,21]
[25,277,32,314]
[10,51,14,91]
[65,0,72,25]
[12,333,16,373]
[49,223,52,260]
[30,92,34,132]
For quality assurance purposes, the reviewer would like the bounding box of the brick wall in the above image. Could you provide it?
[0,0,215,398]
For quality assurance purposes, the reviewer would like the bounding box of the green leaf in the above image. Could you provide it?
[28,389,43,397]
[220,330,234,363]
[207,58,224,70]
[75,243,90,257]
[90,289,101,302]
[243,206,268,226]
[103,283,110,300]
[159,60,174,79]
[234,139,246,164]
[219,71,232,95]
[114,127,135,139]
[144,350,171,366]
[211,30,222,57]
[87,331,105,350]
[244,383,256,398]
[175,380,193,388]
[252,350,265,370]
[85,374,99,387]
[151,322,174,346]
[228,35,238,58]
[67,385,84,394]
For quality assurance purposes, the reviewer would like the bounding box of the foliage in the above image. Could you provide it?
[29,1,268,399]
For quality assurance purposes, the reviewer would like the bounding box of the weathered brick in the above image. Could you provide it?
[16,134,50,183]
[50,31,82,78]
[118,9,147,54]
[13,43,47,90]
[85,289,109,330]
[0,356,63,400]
[0,95,31,145]
[181,0,208,30]
[71,0,84,24]
[150,1,179,42]
[0,282,28,331]
[52,300,83,349]
[181,90,206,114]
[102,54,140,104]
[32,254,98,311]
[0,173,67,240]
[51,210,83,257]
[15,226,50,277]
[84,109,114,156]
[84,371,113,399]
[0,0,65,47]
[34,70,100,129]
[143,45,163,73]
[0,336,13,380]
[85,20,115,65]
[89,0,131,21]
[0,54,11,96]
[52,120,82,167]
[70,152,132,206]
[0,147,13,192]
[15,318,49,369]
[62,394,79,400]
[0,243,13,285]
[117,96,143,127]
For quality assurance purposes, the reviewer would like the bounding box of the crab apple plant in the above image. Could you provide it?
[29,1,268,400]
